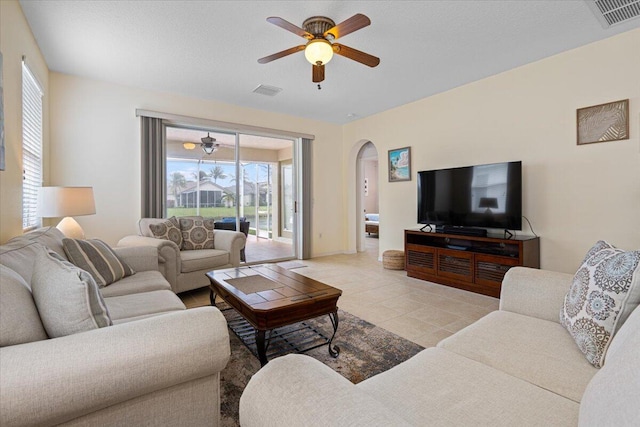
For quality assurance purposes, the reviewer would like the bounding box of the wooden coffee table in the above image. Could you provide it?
[206,264,342,366]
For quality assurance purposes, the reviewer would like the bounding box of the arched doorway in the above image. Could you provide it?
[356,142,379,253]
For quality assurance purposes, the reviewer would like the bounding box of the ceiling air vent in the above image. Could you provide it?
[252,84,282,97]
[585,0,640,28]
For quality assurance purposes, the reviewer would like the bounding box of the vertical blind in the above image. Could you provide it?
[22,61,44,230]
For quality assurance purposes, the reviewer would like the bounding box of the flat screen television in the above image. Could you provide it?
[417,161,522,231]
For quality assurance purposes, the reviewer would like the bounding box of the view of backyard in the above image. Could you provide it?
[166,158,277,237]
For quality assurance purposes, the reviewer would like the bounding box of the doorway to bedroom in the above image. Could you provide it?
[357,142,379,253]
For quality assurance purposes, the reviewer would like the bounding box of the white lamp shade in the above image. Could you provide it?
[304,39,334,65]
[38,187,96,217]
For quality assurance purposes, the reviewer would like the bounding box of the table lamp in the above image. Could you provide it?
[38,186,96,239]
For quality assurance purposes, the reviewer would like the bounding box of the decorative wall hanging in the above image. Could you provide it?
[388,146,411,182]
[577,99,629,145]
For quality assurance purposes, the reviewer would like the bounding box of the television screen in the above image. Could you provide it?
[418,161,522,230]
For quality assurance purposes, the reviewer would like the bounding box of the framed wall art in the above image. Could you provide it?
[577,99,629,145]
[388,146,411,182]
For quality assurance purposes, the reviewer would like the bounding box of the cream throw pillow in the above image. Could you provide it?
[31,246,112,338]
[560,240,640,367]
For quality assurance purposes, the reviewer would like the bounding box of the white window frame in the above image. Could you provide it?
[22,60,44,231]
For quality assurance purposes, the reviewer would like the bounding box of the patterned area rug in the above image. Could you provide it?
[219,308,424,426]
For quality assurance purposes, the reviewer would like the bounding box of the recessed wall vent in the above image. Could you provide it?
[252,84,282,96]
[585,0,640,28]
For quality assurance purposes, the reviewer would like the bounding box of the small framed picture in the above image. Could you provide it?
[388,146,411,182]
[577,99,629,145]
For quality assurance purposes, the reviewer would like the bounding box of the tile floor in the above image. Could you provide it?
[242,235,293,264]
[180,236,499,348]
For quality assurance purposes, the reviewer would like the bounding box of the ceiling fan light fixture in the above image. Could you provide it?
[304,39,333,65]
[202,143,216,155]
[183,142,196,150]
[200,132,218,155]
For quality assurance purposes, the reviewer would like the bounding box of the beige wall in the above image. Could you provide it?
[344,29,640,273]
[48,73,343,254]
[0,0,50,243]
[3,3,638,272]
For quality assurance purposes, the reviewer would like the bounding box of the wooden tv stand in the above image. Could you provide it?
[404,229,540,298]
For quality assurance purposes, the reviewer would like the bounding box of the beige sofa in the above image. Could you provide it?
[118,217,246,294]
[239,267,639,426]
[0,227,230,427]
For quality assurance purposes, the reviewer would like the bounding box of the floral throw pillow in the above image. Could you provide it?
[179,216,215,250]
[149,217,183,248]
[560,240,640,367]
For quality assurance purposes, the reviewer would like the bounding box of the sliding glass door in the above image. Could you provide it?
[280,161,293,240]
[165,125,296,263]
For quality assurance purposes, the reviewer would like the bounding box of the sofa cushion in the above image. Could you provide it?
[0,227,67,285]
[148,216,183,248]
[104,290,185,322]
[31,247,112,338]
[560,240,640,367]
[0,265,48,346]
[437,310,597,402]
[179,217,215,250]
[20,226,67,258]
[99,270,172,298]
[0,240,43,286]
[180,249,229,273]
[357,347,579,426]
[63,238,135,287]
[578,306,640,426]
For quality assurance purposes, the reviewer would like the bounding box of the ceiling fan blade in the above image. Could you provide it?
[312,64,325,83]
[333,43,380,67]
[267,17,314,39]
[324,13,371,39]
[258,45,305,64]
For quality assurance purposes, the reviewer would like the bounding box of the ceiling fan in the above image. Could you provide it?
[183,133,221,154]
[258,14,380,84]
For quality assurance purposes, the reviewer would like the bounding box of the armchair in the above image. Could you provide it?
[214,217,250,261]
[118,217,246,294]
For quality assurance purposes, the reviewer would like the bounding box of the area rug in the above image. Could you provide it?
[219,308,424,427]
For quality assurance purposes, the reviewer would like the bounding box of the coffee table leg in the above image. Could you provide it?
[209,289,217,306]
[328,311,340,358]
[256,330,268,366]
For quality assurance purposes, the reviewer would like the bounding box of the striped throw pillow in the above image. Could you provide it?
[62,238,135,287]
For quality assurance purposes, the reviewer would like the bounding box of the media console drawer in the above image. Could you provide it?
[405,230,540,298]
[437,249,473,281]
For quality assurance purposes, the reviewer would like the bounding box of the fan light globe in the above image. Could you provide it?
[305,39,333,65]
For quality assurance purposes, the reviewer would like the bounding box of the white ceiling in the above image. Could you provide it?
[20,1,640,125]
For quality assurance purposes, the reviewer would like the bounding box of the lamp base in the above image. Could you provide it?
[56,217,86,240]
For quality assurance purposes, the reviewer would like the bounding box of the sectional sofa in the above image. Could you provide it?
[0,227,230,426]
[240,267,639,426]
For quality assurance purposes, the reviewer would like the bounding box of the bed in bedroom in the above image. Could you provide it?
[365,213,379,236]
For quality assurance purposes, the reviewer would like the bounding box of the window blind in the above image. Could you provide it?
[22,61,43,231]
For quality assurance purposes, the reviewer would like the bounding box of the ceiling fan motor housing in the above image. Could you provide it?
[303,16,336,39]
